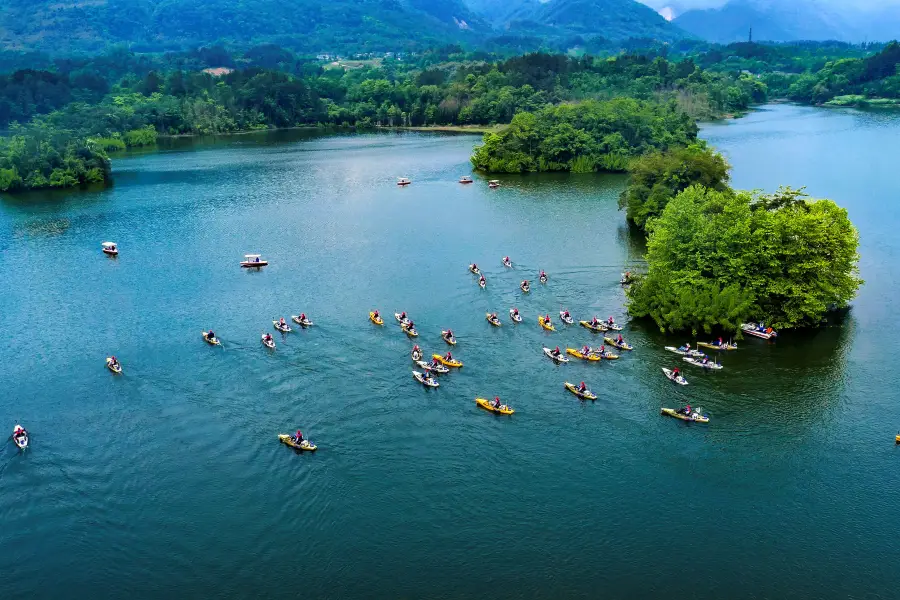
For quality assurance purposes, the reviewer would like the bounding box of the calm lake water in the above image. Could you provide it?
[2,104,899,598]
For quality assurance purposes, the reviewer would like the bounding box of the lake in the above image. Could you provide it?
[2,104,898,598]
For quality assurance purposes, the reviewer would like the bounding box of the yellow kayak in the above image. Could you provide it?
[201,331,221,346]
[278,434,318,451]
[661,408,709,423]
[598,351,620,360]
[539,317,555,331]
[485,313,502,327]
[579,320,606,332]
[432,353,463,368]
[604,337,633,350]
[566,348,601,361]
[401,323,419,337]
[369,311,384,326]
[564,382,597,400]
[441,331,457,345]
[476,398,514,415]
[697,341,738,351]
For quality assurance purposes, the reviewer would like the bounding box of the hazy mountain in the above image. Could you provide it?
[673,0,900,42]
[0,0,491,53]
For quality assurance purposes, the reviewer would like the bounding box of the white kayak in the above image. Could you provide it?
[412,370,440,388]
[273,320,292,333]
[509,309,523,323]
[662,367,689,385]
[261,334,276,349]
[664,346,706,358]
[291,315,313,327]
[12,425,28,450]
[502,258,512,268]
[559,312,574,325]
[411,349,422,361]
[683,356,724,370]
[605,322,623,331]
[394,313,411,325]
[416,360,450,374]
[543,347,569,363]
[479,279,486,289]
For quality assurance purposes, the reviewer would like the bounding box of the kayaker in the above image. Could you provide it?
[616,334,624,344]
[406,321,415,331]
[522,280,529,288]
[373,310,380,319]
[431,357,441,368]
[400,311,407,321]
[110,356,119,368]
[563,310,570,319]
[300,313,307,322]
[682,405,692,416]
[512,308,519,317]
[581,345,591,356]
[264,333,273,343]
[599,345,606,354]
[540,270,546,279]
[471,263,478,272]
[206,330,216,341]
[672,367,681,379]
[701,356,710,365]
[14,427,27,442]
[504,256,510,264]
[607,316,615,326]
[544,314,551,325]
[578,381,587,392]
[444,330,453,340]
[551,346,561,357]
[444,351,453,361]
[479,275,486,285]
[591,316,600,327]
[493,396,502,409]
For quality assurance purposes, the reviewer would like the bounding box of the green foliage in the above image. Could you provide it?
[470,98,698,173]
[619,143,731,230]
[123,126,159,147]
[627,185,863,332]
[0,129,111,192]
[91,137,127,152]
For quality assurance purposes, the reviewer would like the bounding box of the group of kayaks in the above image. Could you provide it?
[468,260,549,293]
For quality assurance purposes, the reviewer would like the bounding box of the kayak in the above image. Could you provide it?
[441,331,457,345]
[566,348,601,362]
[543,347,569,363]
[394,313,411,325]
[559,312,574,325]
[605,322,623,331]
[485,313,502,327]
[683,356,724,370]
[579,320,607,332]
[479,279,486,289]
[291,315,314,327]
[411,348,422,361]
[417,360,449,374]
[662,367,688,385]
[509,309,523,323]
[273,320,293,333]
[469,265,480,275]
[401,323,419,337]
[539,275,548,284]
[661,408,709,424]
[502,259,512,268]
[106,357,122,374]
[261,334,276,349]
[596,351,619,360]
[413,370,440,388]
[539,317,555,331]
[476,397,514,415]
[697,341,737,351]
[12,425,28,450]
[278,434,318,451]
[604,337,633,350]
[369,312,384,326]
[564,381,597,400]
[201,331,221,346]
[741,323,778,339]
[664,346,706,358]
[432,353,463,368]
[520,283,530,293]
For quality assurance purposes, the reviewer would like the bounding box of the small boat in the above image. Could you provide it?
[106,357,122,374]
[566,348,601,362]
[291,315,314,327]
[664,346,706,358]
[741,323,778,339]
[486,312,502,327]
[411,347,422,361]
[564,381,597,401]
[538,316,555,331]
[278,434,317,451]
[401,322,419,337]
[579,320,608,332]
[432,353,463,368]
[201,331,221,346]
[595,350,619,360]
[604,337,633,351]
[488,180,500,189]
[620,272,634,285]
[397,177,411,186]
[697,341,737,351]
[413,370,440,388]
[479,278,486,289]
[559,311,574,325]
[661,408,709,423]
[502,257,512,268]
[509,309,523,323]
[12,425,28,450]
[395,312,411,325]
[543,347,568,363]
[369,311,384,326]
[261,334,276,349]
[459,176,473,184]
[101,241,118,256]
[683,356,723,370]
[520,282,530,293]
[605,322,623,331]
[469,264,481,275]
[662,367,688,385]
[417,360,449,374]
[441,331,457,345]
[273,320,293,333]
[539,275,548,284]
[240,254,268,268]
[476,398,514,415]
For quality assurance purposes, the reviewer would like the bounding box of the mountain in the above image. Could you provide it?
[0,0,490,53]
[674,0,900,43]
[467,0,685,42]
